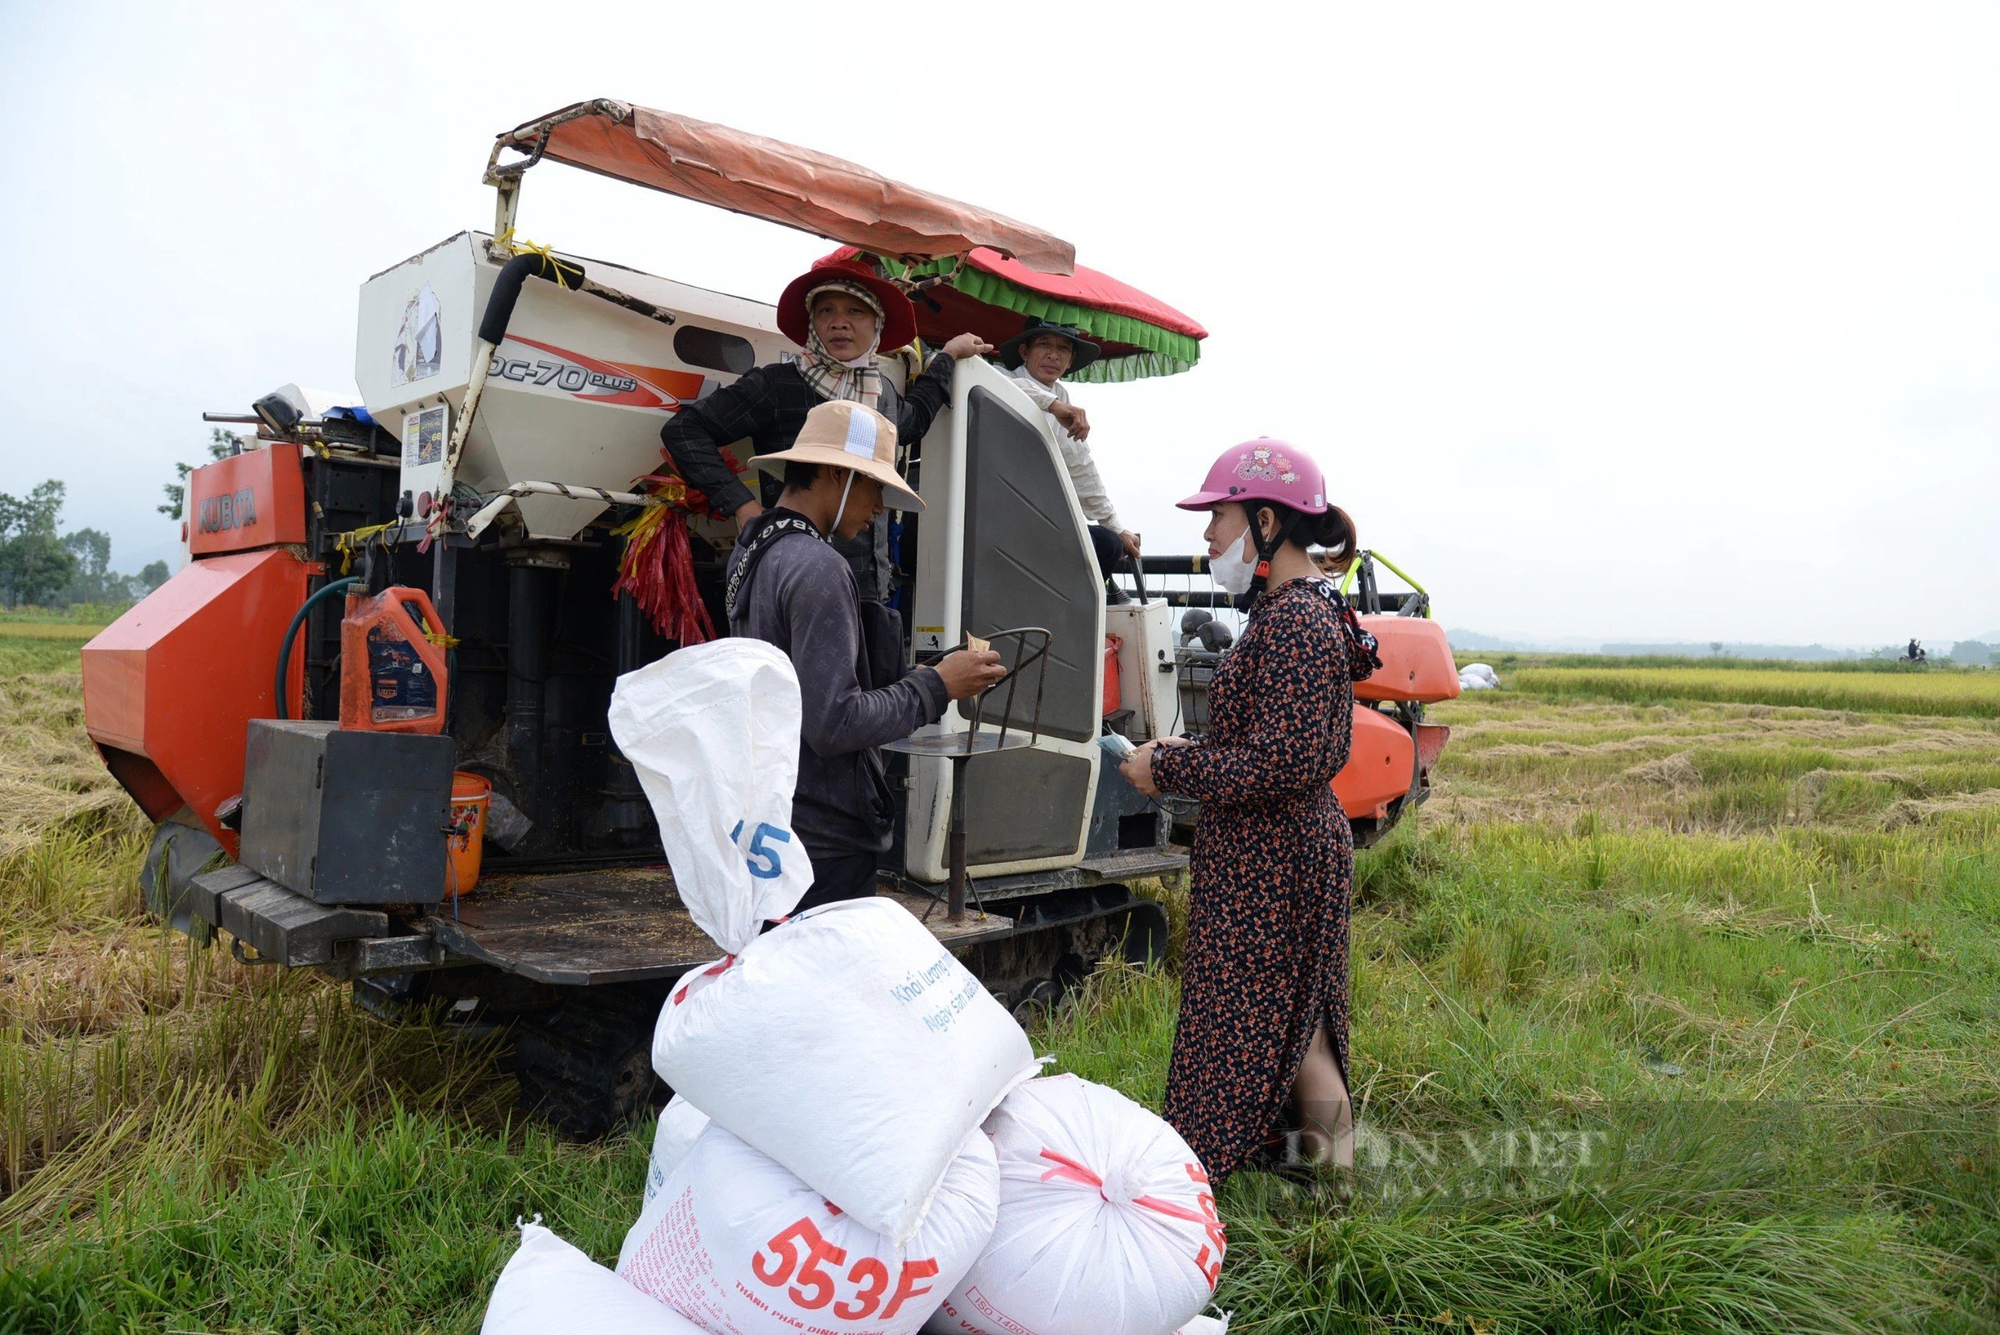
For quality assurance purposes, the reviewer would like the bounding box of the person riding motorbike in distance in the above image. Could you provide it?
[1119,438,1379,1185]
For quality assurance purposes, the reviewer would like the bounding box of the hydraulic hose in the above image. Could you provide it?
[478,251,586,346]
[275,576,361,720]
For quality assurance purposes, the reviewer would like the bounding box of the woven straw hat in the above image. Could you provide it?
[777,260,918,352]
[748,399,925,512]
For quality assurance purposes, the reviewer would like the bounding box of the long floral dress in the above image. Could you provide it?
[1150,576,1379,1182]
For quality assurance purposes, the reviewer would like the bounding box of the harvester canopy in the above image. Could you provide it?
[493,101,1075,275]
[820,246,1209,383]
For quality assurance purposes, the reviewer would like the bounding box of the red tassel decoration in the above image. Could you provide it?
[611,458,744,647]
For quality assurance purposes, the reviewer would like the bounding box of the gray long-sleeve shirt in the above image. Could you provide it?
[725,510,949,860]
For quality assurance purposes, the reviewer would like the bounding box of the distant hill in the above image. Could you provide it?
[1445,629,1604,654]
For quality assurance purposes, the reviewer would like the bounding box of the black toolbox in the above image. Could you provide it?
[239,719,456,904]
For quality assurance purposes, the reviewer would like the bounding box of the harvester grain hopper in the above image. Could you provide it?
[81,101,1457,1136]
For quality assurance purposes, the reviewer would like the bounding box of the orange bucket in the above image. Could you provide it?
[445,771,491,900]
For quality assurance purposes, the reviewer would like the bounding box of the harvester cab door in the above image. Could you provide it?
[904,361,1105,881]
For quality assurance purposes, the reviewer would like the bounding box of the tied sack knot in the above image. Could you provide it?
[1039,1148,1140,1204]
[1096,1161,1142,1207]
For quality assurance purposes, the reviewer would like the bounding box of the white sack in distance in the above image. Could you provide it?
[926,1075,1224,1335]
[608,638,813,954]
[619,1123,1000,1335]
[642,1096,711,1211]
[482,1220,705,1335]
[1458,662,1500,692]
[652,896,1039,1245]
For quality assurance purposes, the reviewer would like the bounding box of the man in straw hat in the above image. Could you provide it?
[996,316,1142,601]
[725,398,1007,910]
[663,258,994,604]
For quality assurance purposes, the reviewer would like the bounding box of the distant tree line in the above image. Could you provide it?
[0,479,170,609]
[0,430,249,609]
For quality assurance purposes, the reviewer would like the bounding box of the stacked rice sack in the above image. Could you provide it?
[484,641,1230,1333]
[620,1124,998,1335]
[610,640,1032,1334]
[1457,662,1500,692]
[483,1220,705,1335]
[925,1077,1225,1335]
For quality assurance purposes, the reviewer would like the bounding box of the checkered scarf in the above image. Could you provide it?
[786,279,884,410]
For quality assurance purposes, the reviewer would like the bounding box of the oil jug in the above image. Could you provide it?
[340,586,449,734]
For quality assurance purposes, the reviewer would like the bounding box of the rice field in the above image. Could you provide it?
[0,628,1995,1332]
[1505,664,2000,720]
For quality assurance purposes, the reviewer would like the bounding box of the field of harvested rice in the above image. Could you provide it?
[1,621,1995,1333]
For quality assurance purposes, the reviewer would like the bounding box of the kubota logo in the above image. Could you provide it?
[198,489,257,534]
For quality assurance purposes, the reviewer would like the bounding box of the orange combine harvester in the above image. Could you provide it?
[81,102,1458,1135]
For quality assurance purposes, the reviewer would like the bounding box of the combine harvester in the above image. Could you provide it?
[81,102,1459,1135]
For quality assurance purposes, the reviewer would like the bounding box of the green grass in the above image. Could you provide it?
[1,646,1996,1331]
[1506,666,2000,719]
[0,605,130,626]
[0,637,102,676]
[0,1111,642,1334]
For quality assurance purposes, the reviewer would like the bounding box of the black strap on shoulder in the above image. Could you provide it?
[1302,579,1383,681]
[724,513,823,621]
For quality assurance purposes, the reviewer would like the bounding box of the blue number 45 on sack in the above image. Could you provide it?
[730,820,793,880]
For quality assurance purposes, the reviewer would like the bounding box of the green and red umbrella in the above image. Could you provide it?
[818,246,1207,384]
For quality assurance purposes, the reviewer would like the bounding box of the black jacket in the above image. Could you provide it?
[724,509,949,860]
[663,357,956,601]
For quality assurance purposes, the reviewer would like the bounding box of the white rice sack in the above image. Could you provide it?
[652,896,1038,1244]
[619,1123,999,1335]
[1457,662,1500,691]
[926,1075,1224,1335]
[641,1096,711,1210]
[608,638,813,956]
[482,1220,704,1335]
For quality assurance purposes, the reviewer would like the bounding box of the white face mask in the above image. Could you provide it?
[1210,521,1259,595]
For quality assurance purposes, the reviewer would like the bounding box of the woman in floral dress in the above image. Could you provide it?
[1122,439,1378,1183]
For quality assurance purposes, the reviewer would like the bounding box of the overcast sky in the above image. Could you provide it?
[2,2,1993,645]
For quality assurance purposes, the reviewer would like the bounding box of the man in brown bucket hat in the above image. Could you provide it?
[724,398,1006,910]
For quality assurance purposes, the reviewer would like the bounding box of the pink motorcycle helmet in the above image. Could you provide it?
[1176,438,1329,513]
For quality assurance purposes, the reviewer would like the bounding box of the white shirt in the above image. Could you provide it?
[1005,365,1123,533]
